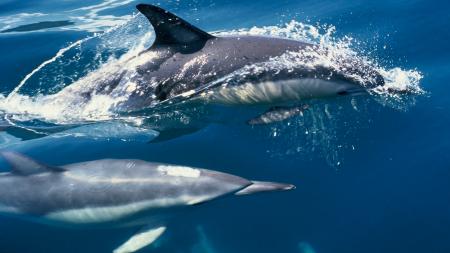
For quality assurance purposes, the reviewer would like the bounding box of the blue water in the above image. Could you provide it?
[0,1,449,253]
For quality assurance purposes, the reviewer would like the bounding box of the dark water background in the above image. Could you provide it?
[0,0,449,253]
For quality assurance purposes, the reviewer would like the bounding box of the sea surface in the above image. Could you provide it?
[0,0,449,253]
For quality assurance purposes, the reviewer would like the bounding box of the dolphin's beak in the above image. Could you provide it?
[235,181,296,195]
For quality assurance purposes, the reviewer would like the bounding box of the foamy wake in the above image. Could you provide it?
[213,21,423,95]
[0,19,423,124]
[0,15,154,124]
[373,67,423,95]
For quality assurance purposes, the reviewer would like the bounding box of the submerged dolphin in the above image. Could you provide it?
[247,104,309,125]
[0,152,294,253]
[60,4,384,113]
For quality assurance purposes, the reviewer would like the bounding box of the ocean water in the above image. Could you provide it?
[0,0,448,253]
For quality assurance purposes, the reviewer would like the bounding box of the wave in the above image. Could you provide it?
[0,0,135,33]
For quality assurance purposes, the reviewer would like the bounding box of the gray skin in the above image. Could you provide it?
[0,152,293,228]
[121,36,311,109]
[75,4,384,113]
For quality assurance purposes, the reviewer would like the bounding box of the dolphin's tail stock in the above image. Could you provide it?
[235,181,295,195]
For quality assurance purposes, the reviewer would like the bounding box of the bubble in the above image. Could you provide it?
[0,19,423,126]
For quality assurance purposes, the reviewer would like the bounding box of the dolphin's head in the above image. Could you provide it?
[332,58,385,95]
[203,54,386,105]
[314,60,385,96]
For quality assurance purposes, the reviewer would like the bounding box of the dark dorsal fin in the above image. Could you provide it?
[136,4,214,48]
[1,152,65,176]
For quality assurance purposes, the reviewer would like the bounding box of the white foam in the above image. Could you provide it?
[213,21,423,96]
[0,23,154,123]
[6,36,93,101]
[373,67,424,95]
[0,19,423,124]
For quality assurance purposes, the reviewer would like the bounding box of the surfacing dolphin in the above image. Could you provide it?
[63,4,384,114]
[0,152,294,253]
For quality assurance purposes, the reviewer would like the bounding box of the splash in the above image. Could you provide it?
[213,21,423,95]
[0,19,423,126]
[6,36,90,100]
[1,15,154,124]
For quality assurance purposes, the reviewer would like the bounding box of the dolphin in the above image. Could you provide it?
[0,4,385,141]
[0,152,294,253]
[57,4,384,114]
[247,104,309,125]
